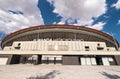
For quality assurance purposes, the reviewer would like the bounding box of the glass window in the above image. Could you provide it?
[85,46,90,51]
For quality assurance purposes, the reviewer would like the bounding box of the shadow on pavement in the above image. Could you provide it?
[26,70,61,79]
[101,72,120,79]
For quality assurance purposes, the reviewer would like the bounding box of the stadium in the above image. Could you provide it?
[0,24,120,65]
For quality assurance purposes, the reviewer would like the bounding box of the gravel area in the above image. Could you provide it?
[0,64,120,79]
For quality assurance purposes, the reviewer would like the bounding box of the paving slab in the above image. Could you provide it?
[0,64,120,79]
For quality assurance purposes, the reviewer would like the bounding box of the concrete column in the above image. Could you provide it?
[38,55,42,64]
[114,55,120,65]
[34,55,41,65]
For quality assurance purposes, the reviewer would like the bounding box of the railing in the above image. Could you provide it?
[33,38,84,41]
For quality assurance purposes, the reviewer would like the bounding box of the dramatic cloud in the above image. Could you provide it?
[0,0,43,34]
[112,0,120,9]
[47,0,107,30]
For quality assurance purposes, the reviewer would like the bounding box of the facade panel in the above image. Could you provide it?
[81,57,86,65]
[91,57,97,65]
[0,58,8,65]
[102,57,110,66]
[86,57,91,65]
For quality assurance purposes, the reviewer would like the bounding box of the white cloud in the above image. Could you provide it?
[112,0,120,9]
[47,0,107,30]
[58,21,65,24]
[0,0,43,34]
[66,18,76,24]
[118,20,120,24]
[86,22,106,30]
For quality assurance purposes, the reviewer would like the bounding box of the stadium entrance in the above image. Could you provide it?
[41,55,62,65]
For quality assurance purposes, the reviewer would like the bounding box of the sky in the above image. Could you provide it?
[0,0,120,46]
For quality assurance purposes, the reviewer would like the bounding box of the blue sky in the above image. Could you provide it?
[0,0,120,46]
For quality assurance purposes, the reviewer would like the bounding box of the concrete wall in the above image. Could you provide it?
[1,41,120,66]
[4,41,116,51]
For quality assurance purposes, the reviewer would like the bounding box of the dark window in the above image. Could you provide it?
[85,46,90,51]
[15,47,20,50]
[97,47,104,50]
[107,48,109,51]
[97,43,100,46]
[18,43,21,46]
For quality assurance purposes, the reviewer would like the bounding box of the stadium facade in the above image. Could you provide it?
[0,25,120,66]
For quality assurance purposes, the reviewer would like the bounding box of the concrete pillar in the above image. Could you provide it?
[34,55,41,65]
[114,55,120,65]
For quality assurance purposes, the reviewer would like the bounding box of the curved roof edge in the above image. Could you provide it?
[1,24,119,48]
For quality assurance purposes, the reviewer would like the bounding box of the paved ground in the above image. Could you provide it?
[0,64,120,79]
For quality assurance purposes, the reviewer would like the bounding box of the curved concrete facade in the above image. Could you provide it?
[1,25,119,49]
[0,24,120,66]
